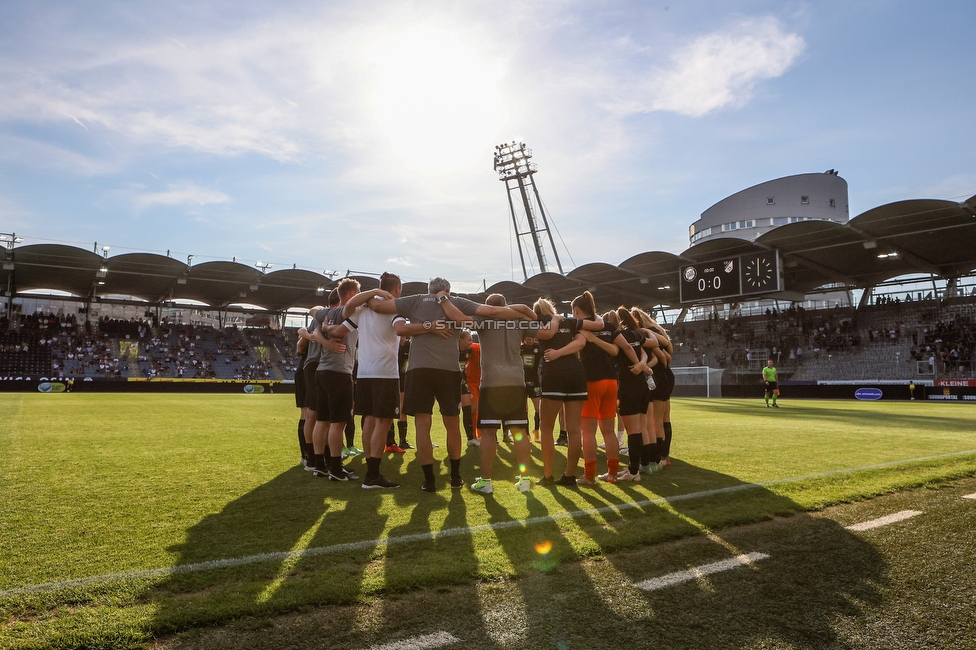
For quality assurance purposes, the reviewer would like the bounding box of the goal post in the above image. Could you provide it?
[670,366,724,398]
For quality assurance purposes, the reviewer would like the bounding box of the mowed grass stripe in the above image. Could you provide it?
[4,449,974,599]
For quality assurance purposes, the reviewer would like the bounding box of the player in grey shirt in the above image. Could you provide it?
[441,293,539,494]
[302,280,371,480]
[371,277,534,492]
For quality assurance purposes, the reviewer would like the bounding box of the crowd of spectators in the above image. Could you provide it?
[4,297,974,381]
[0,311,302,379]
[910,311,976,374]
[668,297,976,377]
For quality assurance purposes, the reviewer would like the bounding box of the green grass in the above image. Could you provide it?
[1,394,975,649]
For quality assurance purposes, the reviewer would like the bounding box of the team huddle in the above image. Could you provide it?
[293,274,675,494]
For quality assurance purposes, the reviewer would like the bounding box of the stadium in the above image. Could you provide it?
[3,167,976,650]
[3,172,975,399]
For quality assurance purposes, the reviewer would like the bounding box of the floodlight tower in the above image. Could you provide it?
[494,141,564,280]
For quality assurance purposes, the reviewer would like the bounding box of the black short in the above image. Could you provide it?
[303,363,319,412]
[295,365,306,409]
[525,383,541,399]
[355,378,400,419]
[477,386,528,431]
[649,365,674,401]
[461,377,471,395]
[618,380,650,416]
[315,370,354,423]
[402,368,462,416]
[540,367,588,402]
[764,380,778,394]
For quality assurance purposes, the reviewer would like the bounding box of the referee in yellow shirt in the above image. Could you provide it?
[762,359,779,408]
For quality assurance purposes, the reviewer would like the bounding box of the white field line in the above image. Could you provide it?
[366,631,459,650]
[846,510,922,531]
[635,552,770,591]
[3,448,975,599]
[962,492,976,500]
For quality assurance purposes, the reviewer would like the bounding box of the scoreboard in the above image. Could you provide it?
[679,251,781,304]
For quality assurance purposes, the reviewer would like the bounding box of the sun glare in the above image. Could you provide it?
[369,26,505,171]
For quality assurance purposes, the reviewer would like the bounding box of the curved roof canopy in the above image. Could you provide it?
[3,194,974,312]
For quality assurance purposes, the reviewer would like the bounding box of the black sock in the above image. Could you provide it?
[663,422,673,457]
[314,453,327,471]
[649,442,661,463]
[656,438,667,460]
[387,422,396,446]
[303,440,314,460]
[534,411,540,430]
[628,434,643,474]
[345,415,355,447]
[329,455,343,475]
[422,463,435,484]
[641,444,654,465]
[450,458,461,478]
[298,419,306,458]
[462,405,474,439]
[398,420,408,444]
[366,457,381,480]
[559,429,568,440]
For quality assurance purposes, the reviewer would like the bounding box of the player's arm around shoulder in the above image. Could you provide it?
[436,292,475,328]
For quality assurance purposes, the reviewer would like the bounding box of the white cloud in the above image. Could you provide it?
[0,4,811,283]
[610,17,805,117]
[386,257,416,267]
[134,184,230,209]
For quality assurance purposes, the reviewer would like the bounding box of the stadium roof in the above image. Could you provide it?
[2,194,974,312]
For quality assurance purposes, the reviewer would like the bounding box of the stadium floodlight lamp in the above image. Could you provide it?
[315,287,326,296]
[658,285,671,290]
[0,233,24,250]
[101,245,110,259]
[255,262,273,273]
[187,254,195,266]
[877,252,899,259]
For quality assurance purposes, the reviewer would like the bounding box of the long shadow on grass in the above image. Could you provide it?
[142,456,887,648]
[144,464,355,635]
[414,460,887,649]
[576,462,887,650]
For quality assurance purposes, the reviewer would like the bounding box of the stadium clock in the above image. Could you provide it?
[741,251,780,295]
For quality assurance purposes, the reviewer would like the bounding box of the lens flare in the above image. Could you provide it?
[535,540,553,555]
[514,432,524,442]
[519,463,527,473]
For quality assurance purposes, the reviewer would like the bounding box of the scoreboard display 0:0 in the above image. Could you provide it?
[679,258,742,303]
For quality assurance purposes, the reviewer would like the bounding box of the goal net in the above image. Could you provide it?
[670,366,724,398]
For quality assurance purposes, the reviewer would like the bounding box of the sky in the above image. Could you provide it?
[1,0,974,293]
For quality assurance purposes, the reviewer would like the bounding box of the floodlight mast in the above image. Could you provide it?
[494,141,564,280]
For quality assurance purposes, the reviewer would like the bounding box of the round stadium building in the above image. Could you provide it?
[689,171,850,246]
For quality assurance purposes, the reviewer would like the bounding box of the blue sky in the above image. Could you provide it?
[1,0,974,293]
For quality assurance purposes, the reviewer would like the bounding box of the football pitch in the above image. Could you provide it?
[1,394,975,649]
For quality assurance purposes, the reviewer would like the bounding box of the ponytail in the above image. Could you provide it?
[617,306,640,330]
[571,290,597,317]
